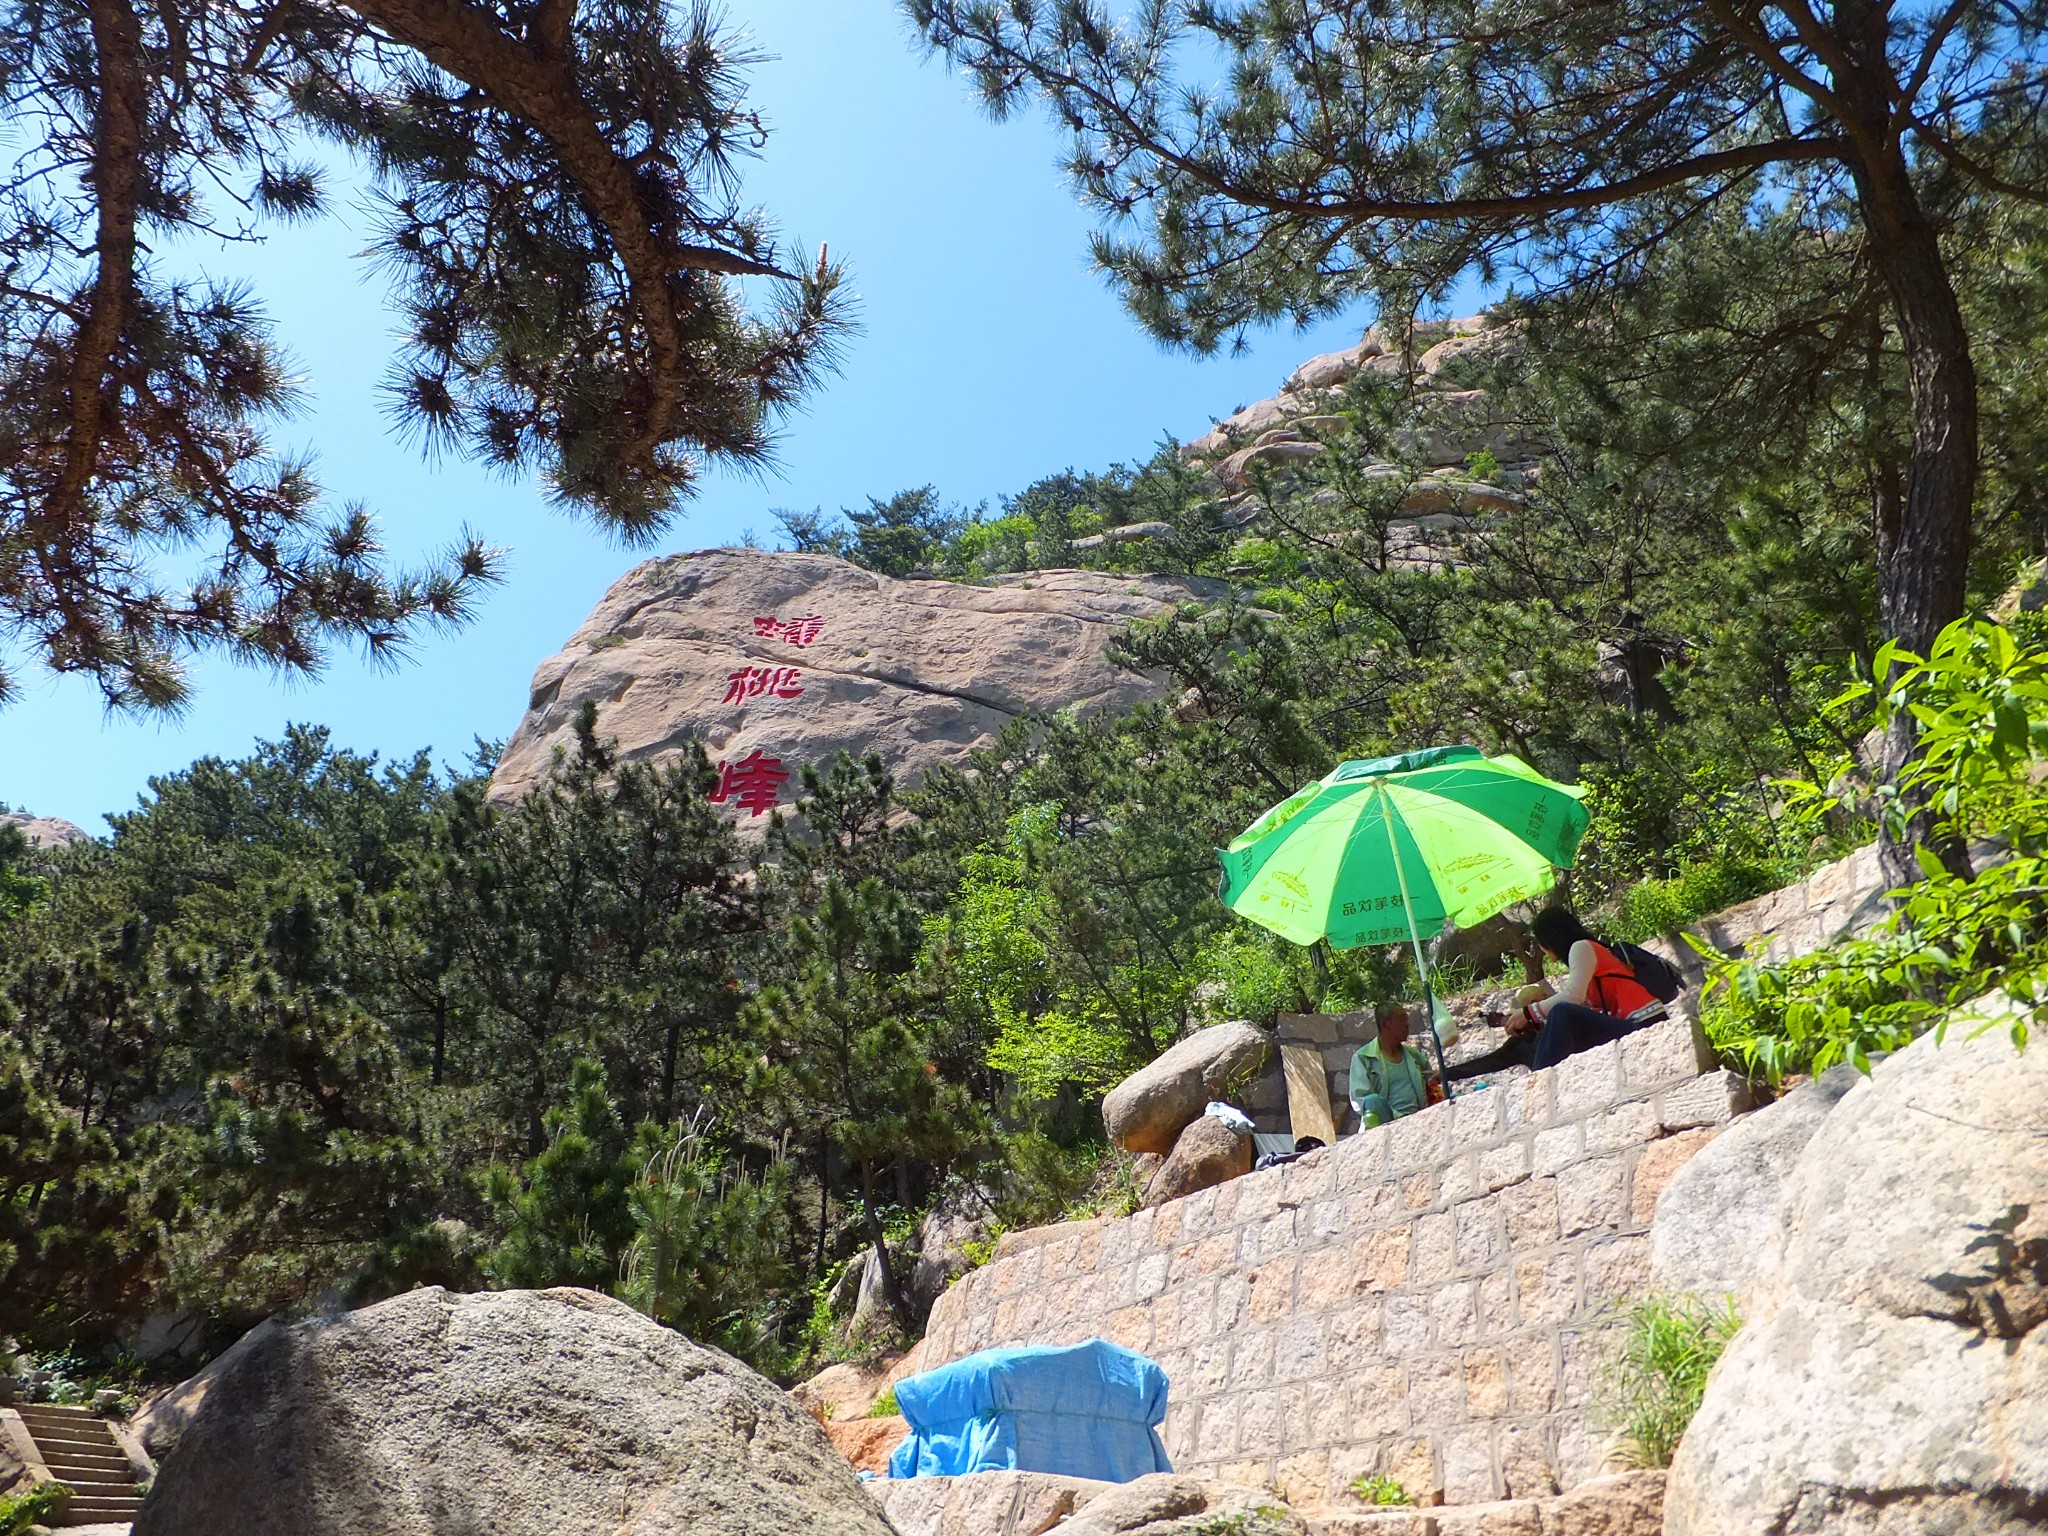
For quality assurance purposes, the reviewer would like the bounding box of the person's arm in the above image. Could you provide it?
[1529,940,1597,1018]
[1349,1048,1374,1113]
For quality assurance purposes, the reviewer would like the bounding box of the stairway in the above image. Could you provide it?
[6,1402,148,1527]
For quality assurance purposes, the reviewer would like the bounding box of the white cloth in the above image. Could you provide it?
[1531,939,1599,1018]
[1204,1101,1254,1132]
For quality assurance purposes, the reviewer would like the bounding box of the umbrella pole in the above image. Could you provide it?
[1379,785,1456,1101]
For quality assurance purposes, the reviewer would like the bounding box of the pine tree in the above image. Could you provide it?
[0,0,849,709]
[909,0,2048,824]
[750,877,983,1333]
[484,1059,648,1291]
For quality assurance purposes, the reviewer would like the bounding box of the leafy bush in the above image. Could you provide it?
[0,1483,70,1536]
[1610,851,1798,942]
[1599,1294,1741,1468]
[1703,618,2047,1078]
[1348,1472,1412,1505]
[867,1385,900,1418]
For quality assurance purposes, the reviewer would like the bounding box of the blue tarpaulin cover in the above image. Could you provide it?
[885,1339,1173,1482]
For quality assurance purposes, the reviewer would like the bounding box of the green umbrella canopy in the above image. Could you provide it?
[1218,746,1590,949]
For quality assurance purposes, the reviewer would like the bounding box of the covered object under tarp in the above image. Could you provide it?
[885,1339,1173,1482]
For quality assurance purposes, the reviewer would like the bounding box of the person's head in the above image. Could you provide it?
[1530,904,1596,963]
[1375,1002,1412,1049]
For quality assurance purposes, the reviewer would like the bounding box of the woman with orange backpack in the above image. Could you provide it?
[1447,904,1679,1080]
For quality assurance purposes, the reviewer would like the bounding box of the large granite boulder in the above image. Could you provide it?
[1648,1064,1860,1299]
[134,1286,891,1536]
[1101,1022,1271,1155]
[489,549,1222,814]
[1144,1112,1254,1206]
[1665,999,2048,1535]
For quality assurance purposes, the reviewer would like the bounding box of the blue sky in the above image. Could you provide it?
[4,1,1383,832]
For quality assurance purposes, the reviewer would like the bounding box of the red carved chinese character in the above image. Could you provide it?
[709,751,789,817]
[722,664,806,704]
[749,614,826,646]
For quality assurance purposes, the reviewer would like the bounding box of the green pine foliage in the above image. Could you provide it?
[0,0,849,710]
[485,1061,648,1292]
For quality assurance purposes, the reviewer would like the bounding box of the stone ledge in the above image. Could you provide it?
[866,1470,1114,1536]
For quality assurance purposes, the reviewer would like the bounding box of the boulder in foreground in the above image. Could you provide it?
[1666,1000,2048,1535]
[134,1286,892,1536]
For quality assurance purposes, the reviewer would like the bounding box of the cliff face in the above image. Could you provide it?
[489,549,1223,813]
[1,811,87,848]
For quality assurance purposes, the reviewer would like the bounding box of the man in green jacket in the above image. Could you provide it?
[1350,1003,1435,1129]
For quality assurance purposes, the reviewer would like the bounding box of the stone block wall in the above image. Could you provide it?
[919,1017,1752,1510]
[1652,841,1891,979]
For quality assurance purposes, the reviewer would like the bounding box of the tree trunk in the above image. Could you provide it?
[1845,134,1979,888]
[858,1155,914,1332]
[815,1131,830,1276]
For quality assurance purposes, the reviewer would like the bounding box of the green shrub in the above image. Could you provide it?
[0,1483,71,1536]
[1348,1472,1412,1505]
[1611,852,1798,943]
[1599,1294,1740,1468]
[867,1385,899,1418]
[1702,617,2048,1079]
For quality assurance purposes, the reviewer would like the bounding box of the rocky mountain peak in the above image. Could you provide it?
[489,548,1223,814]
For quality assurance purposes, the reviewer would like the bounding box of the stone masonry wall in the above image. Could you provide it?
[1650,840,1891,980]
[918,1017,1753,1511]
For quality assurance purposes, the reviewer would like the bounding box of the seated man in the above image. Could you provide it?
[1349,1003,1440,1128]
[1448,904,1668,1081]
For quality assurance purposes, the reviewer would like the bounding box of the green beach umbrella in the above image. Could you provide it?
[1218,745,1590,1094]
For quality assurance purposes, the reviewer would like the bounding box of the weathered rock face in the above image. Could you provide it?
[1100,1020,1272,1155]
[822,1414,906,1475]
[792,1341,924,1426]
[131,1318,280,1464]
[1180,316,1538,567]
[490,549,1223,814]
[1144,1111,1253,1206]
[1432,912,1536,985]
[1665,1001,2048,1536]
[0,810,86,849]
[1648,1064,1859,1299]
[134,1286,891,1536]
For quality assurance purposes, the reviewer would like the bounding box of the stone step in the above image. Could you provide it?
[1306,1472,1664,1536]
[34,1440,128,1464]
[50,1494,140,1515]
[18,1425,122,1449]
[42,1467,134,1486]
[53,1511,142,1530]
